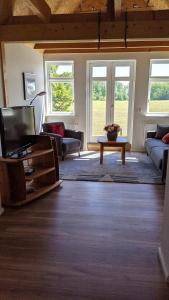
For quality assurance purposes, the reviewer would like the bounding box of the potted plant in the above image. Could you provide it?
[104,123,121,141]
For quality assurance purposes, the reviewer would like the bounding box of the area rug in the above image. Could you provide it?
[59,151,163,184]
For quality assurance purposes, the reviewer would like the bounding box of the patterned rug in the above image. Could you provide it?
[59,151,163,184]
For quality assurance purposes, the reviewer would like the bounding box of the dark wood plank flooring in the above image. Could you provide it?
[0,181,168,300]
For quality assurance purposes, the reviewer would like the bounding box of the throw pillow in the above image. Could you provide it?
[48,124,64,137]
[155,124,169,139]
[162,133,169,144]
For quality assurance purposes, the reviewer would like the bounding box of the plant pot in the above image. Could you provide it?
[107,131,118,141]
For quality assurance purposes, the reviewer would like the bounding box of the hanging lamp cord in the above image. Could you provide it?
[124,11,128,48]
[97,11,101,50]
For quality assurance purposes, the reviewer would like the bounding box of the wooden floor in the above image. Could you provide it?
[0,181,169,300]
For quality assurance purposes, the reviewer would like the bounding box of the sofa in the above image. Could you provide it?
[144,125,169,181]
[41,122,84,160]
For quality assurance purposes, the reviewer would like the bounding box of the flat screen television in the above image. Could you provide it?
[0,106,36,158]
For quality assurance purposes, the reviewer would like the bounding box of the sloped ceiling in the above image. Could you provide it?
[13,0,169,16]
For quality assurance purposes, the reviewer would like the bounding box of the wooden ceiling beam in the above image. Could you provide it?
[1,13,169,42]
[10,13,108,25]
[44,47,169,54]
[34,40,169,50]
[27,0,51,22]
[0,0,16,25]
[7,9,169,25]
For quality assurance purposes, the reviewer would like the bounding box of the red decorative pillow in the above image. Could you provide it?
[162,133,169,144]
[47,124,64,137]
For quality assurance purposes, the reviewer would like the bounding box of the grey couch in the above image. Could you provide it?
[145,131,169,181]
[41,122,84,160]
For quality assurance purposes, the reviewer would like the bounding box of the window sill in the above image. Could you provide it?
[46,113,75,117]
[145,113,169,118]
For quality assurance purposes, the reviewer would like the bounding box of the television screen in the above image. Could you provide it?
[0,106,36,158]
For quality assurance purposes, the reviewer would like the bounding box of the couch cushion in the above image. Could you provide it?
[150,147,169,170]
[155,124,169,139]
[162,133,169,144]
[62,138,81,154]
[47,123,64,137]
[145,138,167,154]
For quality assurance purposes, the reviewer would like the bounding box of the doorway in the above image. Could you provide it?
[87,60,135,143]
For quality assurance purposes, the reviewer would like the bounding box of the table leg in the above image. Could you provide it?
[100,144,104,164]
[121,146,125,165]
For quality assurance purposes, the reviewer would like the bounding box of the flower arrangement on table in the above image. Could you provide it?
[104,123,121,141]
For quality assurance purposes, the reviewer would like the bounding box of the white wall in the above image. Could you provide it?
[44,52,169,151]
[5,43,44,133]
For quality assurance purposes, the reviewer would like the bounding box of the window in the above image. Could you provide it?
[148,60,169,114]
[46,62,74,115]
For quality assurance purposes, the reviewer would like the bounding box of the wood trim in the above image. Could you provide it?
[0,42,8,107]
[0,0,15,25]
[35,40,169,50]
[44,47,169,54]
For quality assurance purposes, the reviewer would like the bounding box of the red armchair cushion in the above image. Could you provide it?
[162,133,169,144]
[47,124,64,137]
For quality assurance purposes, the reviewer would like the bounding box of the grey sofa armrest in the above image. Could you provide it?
[64,129,84,150]
[40,132,62,156]
[162,149,169,182]
[146,131,156,138]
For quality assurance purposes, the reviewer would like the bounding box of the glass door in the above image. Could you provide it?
[113,63,135,139]
[88,64,108,141]
[88,61,135,142]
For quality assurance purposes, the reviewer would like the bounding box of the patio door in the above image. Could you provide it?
[87,61,135,142]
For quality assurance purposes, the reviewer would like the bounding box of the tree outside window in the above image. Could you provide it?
[47,62,74,114]
[148,61,169,113]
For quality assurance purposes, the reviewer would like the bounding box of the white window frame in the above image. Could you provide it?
[147,59,169,116]
[45,61,75,116]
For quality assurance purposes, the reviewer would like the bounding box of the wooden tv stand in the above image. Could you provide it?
[0,135,62,207]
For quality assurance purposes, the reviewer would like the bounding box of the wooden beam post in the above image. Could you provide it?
[0,0,16,24]
[0,43,8,107]
[28,0,51,22]
[107,0,115,20]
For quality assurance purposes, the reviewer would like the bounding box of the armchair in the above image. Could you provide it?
[41,122,84,160]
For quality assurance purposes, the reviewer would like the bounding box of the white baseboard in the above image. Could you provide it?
[158,247,169,282]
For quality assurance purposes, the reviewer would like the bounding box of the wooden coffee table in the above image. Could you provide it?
[97,136,128,165]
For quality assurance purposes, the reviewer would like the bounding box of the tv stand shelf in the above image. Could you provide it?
[25,166,56,181]
[0,135,61,207]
